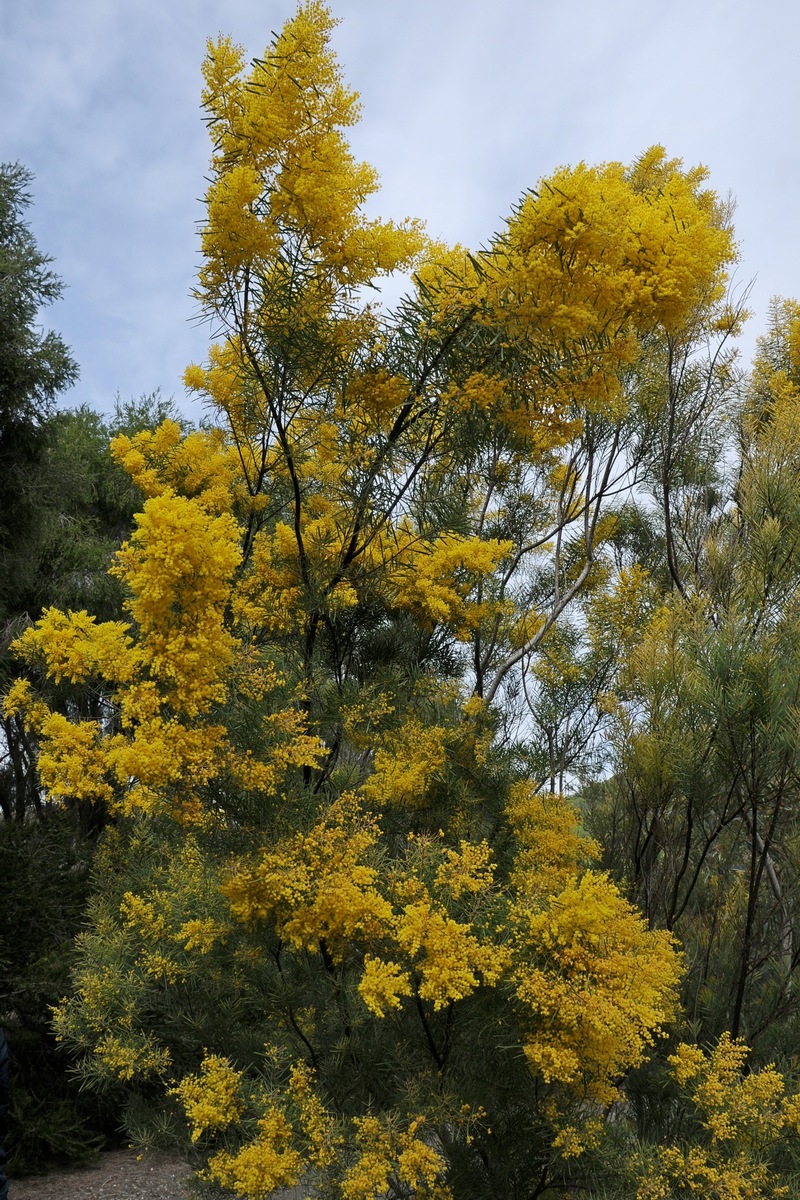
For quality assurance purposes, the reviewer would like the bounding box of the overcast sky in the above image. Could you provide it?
[2,0,798,419]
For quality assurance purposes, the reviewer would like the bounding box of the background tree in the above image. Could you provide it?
[588,300,800,1047]
[0,160,193,1172]
[0,391,191,1174]
[0,162,78,630]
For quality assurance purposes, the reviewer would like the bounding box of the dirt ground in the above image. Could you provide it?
[8,1149,194,1199]
[7,1151,312,1199]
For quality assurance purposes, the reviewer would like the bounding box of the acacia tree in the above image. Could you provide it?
[7,4,796,1197]
[534,297,800,1195]
[588,300,800,1064]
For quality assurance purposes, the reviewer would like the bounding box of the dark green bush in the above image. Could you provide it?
[0,811,119,1173]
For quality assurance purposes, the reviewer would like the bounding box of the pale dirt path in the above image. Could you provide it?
[8,1149,194,1199]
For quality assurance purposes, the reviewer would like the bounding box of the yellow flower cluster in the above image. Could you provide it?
[120,892,167,940]
[361,718,449,808]
[27,710,114,805]
[178,917,230,955]
[434,840,495,900]
[285,1063,341,1169]
[93,1032,172,1083]
[668,1034,794,1148]
[111,420,241,515]
[209,1108,303,1199]
[358,955,413,1017]
[176,1015,782,1200]
[419,147,735,442]
[503,786,681,1106]
[506,783,600,898]
[634,1032,800,1200]
[342,1115,451,1200]
[7,608,134,687]
[396,898,506,1011]
[443,370,582,457]
[636,1144,781,1200]
[588,562,655,665]
[171,1054,245,1142]
[197,3,426,310]
[5,486,245,820]
[223,794,392,955]
[111,491,241,716]
[499,148,732,342]
[391,532,512,639]
[175,1060,342,1198]
[6,462,326,825]
[340,369,409,435]
[551,1118,603,1160]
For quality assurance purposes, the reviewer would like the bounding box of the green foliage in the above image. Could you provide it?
[0,162,78,627]
[0,814,117,1173]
